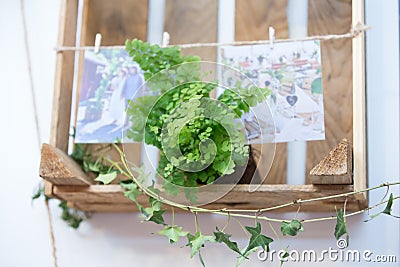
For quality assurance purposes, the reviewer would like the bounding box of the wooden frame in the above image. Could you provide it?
[41,0,368,212]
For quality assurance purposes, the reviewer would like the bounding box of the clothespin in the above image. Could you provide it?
[269,26,275,50]
[162,32,170,47]
[94,33,102,54]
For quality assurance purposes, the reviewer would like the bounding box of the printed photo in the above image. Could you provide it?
[220,40,325,143]
[75,49,144,143]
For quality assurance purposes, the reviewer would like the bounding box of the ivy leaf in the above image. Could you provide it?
[120,180,142,207]
[382,193,398,217]
[95,172,117,185]
[213,227,243,256]
[158,225,189,244]
[141,208,167,225]
[280,220,304,236]
[236,247,258,266]
[334,208,349,247]
[149,196,163,211]
[244,222,273,255]
[365,193,400,221]
[186,231,216,258]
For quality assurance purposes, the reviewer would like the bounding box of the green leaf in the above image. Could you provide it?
[244,222,274,255]
[142,209,167,225]
[213,227,243,256]
[59,201,85,229]
[334,208,349,247]
[158,225,189,244]
[186,231,216,258]
[365,193,400,221]
[383,193,394,215]
[236,247,258,266]
[120,180,142,206]
[94,172,117,185]
[280,220,304,236]
[149,196,163,211]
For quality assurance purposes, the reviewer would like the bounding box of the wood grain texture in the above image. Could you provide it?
[306,0,353,183]
[236,0,289,184]
[82,0,148,45]
[352,0,367,200]
[310,139,352,184]
[54,184,364,212]
[50,0,78,152]
[40,144,93,185]
[164,0,217,62]
[235,0,288,41]
[74,0,146,175]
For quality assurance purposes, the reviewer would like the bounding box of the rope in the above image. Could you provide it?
[55,23,370,52]
[20,0,58,266]
[45,200,59,267]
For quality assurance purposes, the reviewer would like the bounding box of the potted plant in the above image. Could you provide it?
[124,39,271,202]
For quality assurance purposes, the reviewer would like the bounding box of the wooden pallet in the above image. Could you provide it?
[42,0,368,212]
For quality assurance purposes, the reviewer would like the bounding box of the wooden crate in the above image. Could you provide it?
[41,0,368,212]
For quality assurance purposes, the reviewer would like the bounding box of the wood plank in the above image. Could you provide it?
[164,0,217,62]
[235,0,288,41]
[72,0,146,179]
[44,181,55,198]
[50,0,79,152]
[62,183,362,212]
[235,0,289,184]
[54,184,360,212]
[310,138,352,184]
[71,200,362,213]
[306,0,353,184]
[40,144,93,185]
[352,0,368,200]
[82,0,148,45]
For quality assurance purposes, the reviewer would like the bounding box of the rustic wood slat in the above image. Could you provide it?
[70,0,146,181]
[310,139,352,184]
[40,144,93,185]
[82,0,148,45]
[306,0,354,184]
[54,184,361,211]
[58,184,362,212]
[352,0,368,201]
[235,0,289,185]
[72,200,362,213]
[50,0,79,152]
[165,0,217,62]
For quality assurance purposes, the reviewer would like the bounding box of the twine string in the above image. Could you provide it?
[55,23,370,52]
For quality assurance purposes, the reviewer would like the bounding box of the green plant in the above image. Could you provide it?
[125,39,270,201]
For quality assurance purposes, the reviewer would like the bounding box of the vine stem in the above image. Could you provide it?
[112,145,400,224]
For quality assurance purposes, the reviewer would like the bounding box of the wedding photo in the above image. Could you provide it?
[74,49,144,143]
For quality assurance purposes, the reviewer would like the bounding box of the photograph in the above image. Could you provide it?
[220,40,325,143]
[75,49,144,143]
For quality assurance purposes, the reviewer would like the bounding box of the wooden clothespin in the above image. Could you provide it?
[94,33,102,54]
[162,32,170,47]
[269,26,275,50]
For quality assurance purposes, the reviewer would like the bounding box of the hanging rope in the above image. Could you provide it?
[20,0,58,267]
[55,23,370,52]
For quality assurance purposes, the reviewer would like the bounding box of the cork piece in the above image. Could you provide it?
[40,143,93,185]
[309,139,353,184]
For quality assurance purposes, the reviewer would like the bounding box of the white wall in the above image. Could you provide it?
[0,0,398,266]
